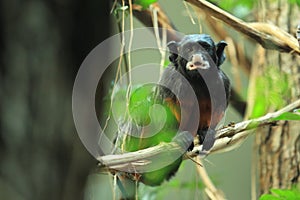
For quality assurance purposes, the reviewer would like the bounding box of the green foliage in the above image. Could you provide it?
[272,112,300,121]
[148,179,204,199]
[128,84,154,125]
[165,179,204,190]
[119,84,179,151]
[208,0,254,18]
[113,84,182,186]
[209,0,299,18]
[110,87,127,118]
[259,188,300,200]
[139,162,205,199]
[250,67,290,118]
[134,0,157,9]
[141,158,182,186]
[288,0,300,7]
[164,60,170,68]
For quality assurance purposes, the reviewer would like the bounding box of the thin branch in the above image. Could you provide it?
[196,157,226,200]
[185,0,300,55]
[297,24,300,47]
[97,99,300,172]
[189,99,300,156]
[132,3,182,42]
[97,142,184,172]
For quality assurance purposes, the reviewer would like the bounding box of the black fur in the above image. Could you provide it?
[158,34,231,151]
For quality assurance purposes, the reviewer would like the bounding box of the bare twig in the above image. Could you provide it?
[97,142,184,171]
[132,2,182,42]
[185,0,300,55]
[189,99,300,156]
[196,157,226,200]
[297,23,300,47]
[97,99,300,171]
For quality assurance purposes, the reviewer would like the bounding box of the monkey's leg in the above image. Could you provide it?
[198,128,216,151]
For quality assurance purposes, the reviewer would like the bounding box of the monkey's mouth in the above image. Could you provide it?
[186,54,209,70]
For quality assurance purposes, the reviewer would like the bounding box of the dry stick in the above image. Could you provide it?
[98,142,182,171]
[297,24,300,47]
[125,0,134,100]
[196,157,226,200]
[251,138,258,200]
[101,0,127,134]
[150,5,167,76]
[226,37,242,92]
[185,0,300,55]
[132,2,182,42]
[97,99,300,171]
[183,1,196,25]
[189,99,300,156]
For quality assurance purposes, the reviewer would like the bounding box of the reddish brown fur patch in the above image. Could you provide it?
[165,97,224,133]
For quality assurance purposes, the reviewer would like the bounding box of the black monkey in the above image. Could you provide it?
[115,34,231,199]
[158,34,231,151]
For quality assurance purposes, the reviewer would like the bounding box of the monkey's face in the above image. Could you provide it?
[167,34,227,78]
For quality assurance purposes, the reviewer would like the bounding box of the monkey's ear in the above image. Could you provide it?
[216,41,227,66]
[167,41,178,64]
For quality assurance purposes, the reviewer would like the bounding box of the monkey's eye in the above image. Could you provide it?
[200,43,211,50]
[184,46,193,52]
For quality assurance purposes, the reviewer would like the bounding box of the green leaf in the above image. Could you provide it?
[271,188,300,199]
[251,97,267,118]
[250,67,290,119]
[134,0,157,9]
[259,194,281,200]
[250,77,268,118]
[129,84,155,125]
[272,112,300,121]
[164,60,170,68]
[208,0,254,18]
[288,0,300,6]
[110,87,128,119]
[259,188,300,200]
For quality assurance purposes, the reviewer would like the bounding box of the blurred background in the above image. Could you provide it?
[0,1,110,199]
[0,0,257,199]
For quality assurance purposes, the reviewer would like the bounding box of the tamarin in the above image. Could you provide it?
[159,34,231,151]
[115,34,231,199]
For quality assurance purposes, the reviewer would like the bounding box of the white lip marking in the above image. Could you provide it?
[186,54,209,70]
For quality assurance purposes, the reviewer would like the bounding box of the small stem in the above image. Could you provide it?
[196,157,226,200]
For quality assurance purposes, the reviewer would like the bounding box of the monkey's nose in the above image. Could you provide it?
[186,54,209,70]
[192,54,204,64]
[192,54,209,69]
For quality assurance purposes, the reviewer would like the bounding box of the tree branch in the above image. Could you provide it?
[97,99,300,172]
[185,0,300,55]
[98,142,183,172]
[133,3,182,42]
[195,157,226,200]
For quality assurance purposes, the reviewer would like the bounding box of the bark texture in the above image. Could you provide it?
[252,1,300,195]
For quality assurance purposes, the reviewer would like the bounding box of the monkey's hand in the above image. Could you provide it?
[198,128,216,152]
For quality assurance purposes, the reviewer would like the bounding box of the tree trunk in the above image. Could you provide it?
[251,1,300,196]
[0,1,110,199]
